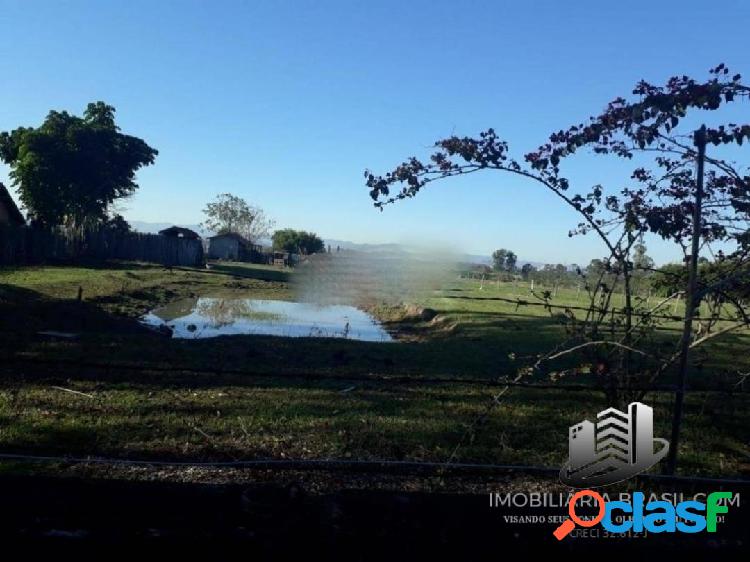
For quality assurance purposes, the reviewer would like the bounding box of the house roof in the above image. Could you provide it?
[209,232,249,244]
[159,226,200,239]
[0,182,24,225]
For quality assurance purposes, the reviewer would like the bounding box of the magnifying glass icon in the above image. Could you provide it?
[553,489,606,541]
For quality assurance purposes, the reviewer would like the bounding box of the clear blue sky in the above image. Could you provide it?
[1,0,748,264]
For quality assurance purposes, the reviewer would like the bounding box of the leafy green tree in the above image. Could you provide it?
[272,228,324,255]
[491,249,507,271]
[586,259,606,276]
[505,251,518,272]
[0,102,157,227]
[629,240,655,297]
[650,263,685,296]
[273,229,299,253]
[202,193,273,243]
[520,263,536,279]
[492,249,518,272]
[103,214,131,233]
[632,241,654,271]
[298,231,325,255]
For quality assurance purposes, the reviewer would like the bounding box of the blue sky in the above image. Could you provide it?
[1,0,748,264]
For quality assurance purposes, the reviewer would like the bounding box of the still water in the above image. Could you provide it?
[141,297,392,342]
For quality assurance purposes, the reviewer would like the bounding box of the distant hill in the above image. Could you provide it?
[323,239,403,253]
[324,240,548,268]
[128,226,546,266]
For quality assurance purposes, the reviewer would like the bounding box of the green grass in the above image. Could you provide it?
[0,379,745,476]
[0,260,290,333]
[0,261,748,481]
[0,260,290,308]
[426,276,731,328]
[417,277,750,378]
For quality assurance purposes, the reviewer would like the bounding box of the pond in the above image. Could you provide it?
[141,298,393,342]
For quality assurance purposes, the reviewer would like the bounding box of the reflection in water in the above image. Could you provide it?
[194,299,282,328]
[141,298,392,342]
[150,297,198,322]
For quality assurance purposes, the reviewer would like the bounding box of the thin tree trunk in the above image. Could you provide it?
[665,125,706,475]
[621,237,634,405]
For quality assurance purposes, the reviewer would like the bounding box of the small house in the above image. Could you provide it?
[158,226,201,240]
[0,183,24,226]
[207,233,262,261]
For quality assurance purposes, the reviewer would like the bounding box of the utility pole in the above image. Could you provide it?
[666,125,706,475]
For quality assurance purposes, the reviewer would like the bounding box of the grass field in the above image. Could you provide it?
[0,260,748,482]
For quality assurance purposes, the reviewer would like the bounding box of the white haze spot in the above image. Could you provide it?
[292,243,463,306]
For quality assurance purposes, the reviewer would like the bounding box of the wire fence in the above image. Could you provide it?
[0,452,746,486]
[2,355,748,394]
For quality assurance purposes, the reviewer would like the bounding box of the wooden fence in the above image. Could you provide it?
[0,225,204,267]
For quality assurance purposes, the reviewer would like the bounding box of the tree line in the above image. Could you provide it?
[0,103,325,257]
[484,241,742,303]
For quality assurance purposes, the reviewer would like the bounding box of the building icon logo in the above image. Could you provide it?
[560,402,669,487]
